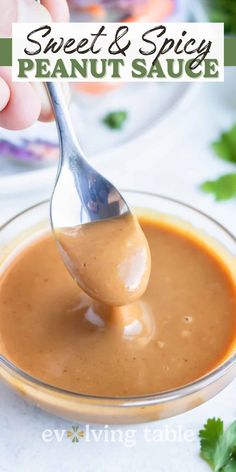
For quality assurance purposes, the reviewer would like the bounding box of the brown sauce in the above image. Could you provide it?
[56,213,151,306]
[0,216,235,396]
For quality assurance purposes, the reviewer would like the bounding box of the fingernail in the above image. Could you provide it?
[0,77,10,111]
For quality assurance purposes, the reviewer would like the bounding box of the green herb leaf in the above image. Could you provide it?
[199,418,236,471]
[208,0,236,35]
[222,458,236,472]
[212,124,236,163]
[199,418,224,469]
[200,173,236,201]
[103,111,128,130]
[214,421,236,471]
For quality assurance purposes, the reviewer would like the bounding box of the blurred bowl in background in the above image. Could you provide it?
[0,79,197,196]
[68,0,175,23]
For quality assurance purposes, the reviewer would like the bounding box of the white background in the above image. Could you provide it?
[0,68,235,471]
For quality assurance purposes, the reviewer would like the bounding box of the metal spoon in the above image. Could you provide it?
[32,3,128,225]
[33,0,129,224]
[35,2,150,307]
[47,83,151,306]
[47,82,130,230]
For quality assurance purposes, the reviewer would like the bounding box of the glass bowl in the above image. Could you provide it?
[0,191,235,424]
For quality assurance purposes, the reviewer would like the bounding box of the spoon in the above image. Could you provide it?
[33,0,129,224]
[47,82,151,306]
[33,0,150,305]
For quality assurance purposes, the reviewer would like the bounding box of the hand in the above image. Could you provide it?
[0,0,69,130]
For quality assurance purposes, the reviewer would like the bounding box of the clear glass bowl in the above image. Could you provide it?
[0,191,235,424]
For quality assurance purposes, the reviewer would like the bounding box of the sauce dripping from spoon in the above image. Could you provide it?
[57,212,151,307]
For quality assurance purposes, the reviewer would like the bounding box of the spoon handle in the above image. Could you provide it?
[46,82,83,156]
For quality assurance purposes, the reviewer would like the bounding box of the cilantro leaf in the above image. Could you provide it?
[222,458,236,472]
[212,124,236,163]
[214,421,236,471]
[103,111,128,130]
[199,418,236,472]
[200,173,236,201]
[199,418,224,468]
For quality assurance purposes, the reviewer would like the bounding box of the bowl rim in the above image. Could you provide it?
[0,191,235,407]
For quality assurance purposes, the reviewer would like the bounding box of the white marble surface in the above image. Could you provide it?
[0,69,236,471]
